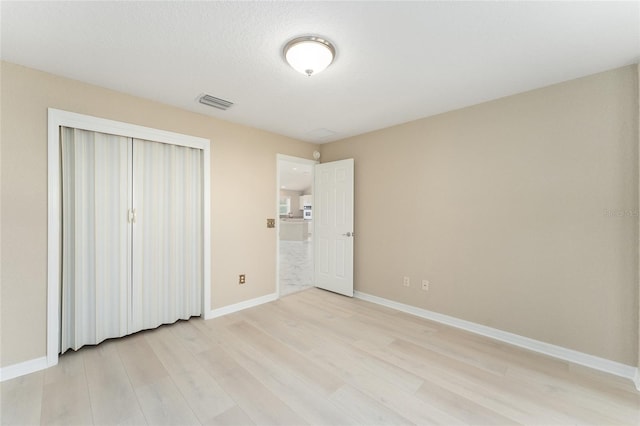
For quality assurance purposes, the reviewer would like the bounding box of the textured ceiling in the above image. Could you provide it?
[1,1,639,143]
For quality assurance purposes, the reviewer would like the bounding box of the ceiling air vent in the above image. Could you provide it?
[198,94,234,111]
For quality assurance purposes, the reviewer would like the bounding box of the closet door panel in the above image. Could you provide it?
[130,139,202,333]
[60,127,130,352]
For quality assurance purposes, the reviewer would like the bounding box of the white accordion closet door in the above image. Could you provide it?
[130,139,203,333]
[60,129,203,352]
[60,127,130,353]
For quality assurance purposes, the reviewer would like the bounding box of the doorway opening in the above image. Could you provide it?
[276,155,317,297]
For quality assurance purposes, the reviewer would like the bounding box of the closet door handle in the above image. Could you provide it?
[128,209,137,223]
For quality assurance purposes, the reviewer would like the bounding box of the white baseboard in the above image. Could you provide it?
[354,291,638,386]
[206,292,278,319]
[0,356,48,382]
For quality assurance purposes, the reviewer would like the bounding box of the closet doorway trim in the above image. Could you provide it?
[47,108,211,368]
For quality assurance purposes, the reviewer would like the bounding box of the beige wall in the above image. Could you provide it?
[321,65,639,365]
[0,61,317,367]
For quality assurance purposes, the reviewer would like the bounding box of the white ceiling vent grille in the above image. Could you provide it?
[198,94,234,110]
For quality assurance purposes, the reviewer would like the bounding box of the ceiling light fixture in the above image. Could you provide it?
[284,36,335,77]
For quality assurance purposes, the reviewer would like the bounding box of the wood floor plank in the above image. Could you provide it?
[44,348,86,385]
[0,370,44,425]
[567,362,640,404]
[296,328,462,425]
[351,312,511,377]
[204,405,255,426]
[228,320,344,395]
[145,326,236,422]
[195,343,308,425]
[415,376,519,425]
[356,336,578,424]
[244,300,426,396]
[432,326,571,378]
[4,287,639,425]
[328,385,413,425]
[114,409,149,425]
[505,362,640,424]
[133,376,200,426]
[117,332,170,388]
[40,373,93,425]
[259,302,428,398]
[82,341,146,425]
[276,295,394,347]
[211,320,359,425]
[246,302,459,425]
[169,318,217,355]
[239,302,318,353]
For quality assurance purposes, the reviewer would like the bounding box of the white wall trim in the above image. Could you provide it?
[0,357,48,382]
[206,292,278,319]
[354,291,639,386]
[47,108,211,370]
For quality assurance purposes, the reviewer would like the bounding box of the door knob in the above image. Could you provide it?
[342,232,354,237]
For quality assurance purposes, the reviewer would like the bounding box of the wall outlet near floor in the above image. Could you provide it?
[403,276,410,287]
[239,274,246,285]
[422,279,430,291]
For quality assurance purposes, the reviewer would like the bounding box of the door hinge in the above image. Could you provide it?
[128,208,136,223]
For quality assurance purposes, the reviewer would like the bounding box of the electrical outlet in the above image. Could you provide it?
[239,274,246,284]
[422,280,430,291]
[403,276,410,287]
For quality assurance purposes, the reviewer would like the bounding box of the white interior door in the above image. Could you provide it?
[314,159,354,297]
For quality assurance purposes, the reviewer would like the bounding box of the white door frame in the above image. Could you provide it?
[276,154,317,297]
[47,108,211,367]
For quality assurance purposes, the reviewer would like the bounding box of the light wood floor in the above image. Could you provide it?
[2,288,639,425]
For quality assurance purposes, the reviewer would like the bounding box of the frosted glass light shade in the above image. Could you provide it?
[284,36,335,77]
